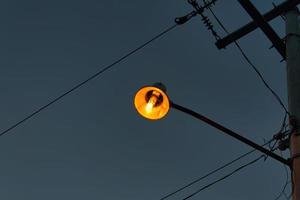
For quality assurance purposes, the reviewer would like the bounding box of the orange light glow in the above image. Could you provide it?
[134,85,170,120]
[145,95,157,113]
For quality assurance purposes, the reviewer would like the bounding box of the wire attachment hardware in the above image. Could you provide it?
[278,139,290,151]
[175,0,217,25]
[175,11,197,25]
[200,14,221,40]
[272,115,291,151]
[186,0,221,41]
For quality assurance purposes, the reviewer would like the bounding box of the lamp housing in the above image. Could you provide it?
[134,83,170,120]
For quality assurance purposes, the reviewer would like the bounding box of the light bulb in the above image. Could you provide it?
[145,95,158,113]
[134,84,170,120]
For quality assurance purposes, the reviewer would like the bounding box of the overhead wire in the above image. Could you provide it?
[159,107,289,200]
[0,1,292,199]
[274,151,292,200]
[181,155,265,200]
[160,137,287,200]
[0,23,178,137]
[204,1,290,115]
[274,174,291,200]
[181,139,280,200]
[159,147,257,200]
[163,2,290,200]
[1,1,291,197]
[179,82,290,200]
[268,112,291,200]
[1,0,288,140]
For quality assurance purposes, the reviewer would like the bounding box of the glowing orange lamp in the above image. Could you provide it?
[133,83,291,167]
[134,83,170,120]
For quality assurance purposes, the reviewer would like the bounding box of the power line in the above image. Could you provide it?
[168,2,290,199]
[160,113,289,200]
[181,139,281,200]
[205,3,289,115]
[0,24,178,138]
[274,151,292,200]
[181,155,265,200]
[160,138,279,200]
[159,148,256,200]
[274,177,291,200]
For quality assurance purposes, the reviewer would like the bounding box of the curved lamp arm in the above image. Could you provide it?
[170,102,291,167]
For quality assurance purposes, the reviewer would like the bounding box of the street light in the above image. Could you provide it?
[134,83,291,167]
[134,83,170,120]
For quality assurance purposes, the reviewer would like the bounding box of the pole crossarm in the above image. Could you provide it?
[170,102,291,167]
[215,0,300,50]
[238,0,286,59]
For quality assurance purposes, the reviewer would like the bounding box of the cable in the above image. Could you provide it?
[188,0,221,40]
[274,177,290,200]
[205,3,290,115]
[285,191,292,200]
[160,149,255,200]
[233,42,289,115]
[159,111,289,200]
[161,4,288,199]
[0,24,178,138]
[181,139,280,200]
[274,151,291,200]
[181,155,265,200]
[159,110,289,200]
[159,138,275,200]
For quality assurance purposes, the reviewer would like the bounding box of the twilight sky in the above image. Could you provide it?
[0,0,294,199]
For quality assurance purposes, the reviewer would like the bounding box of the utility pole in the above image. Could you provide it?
[286,9,300,200]
[209,0,300,198]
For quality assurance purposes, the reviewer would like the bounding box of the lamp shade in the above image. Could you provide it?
[134,83,170,120]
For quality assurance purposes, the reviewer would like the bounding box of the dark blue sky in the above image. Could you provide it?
[0,0,293,199]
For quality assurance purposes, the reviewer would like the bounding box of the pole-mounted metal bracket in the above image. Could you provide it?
[175,11,197,25]
[174,0,217,25]
[278,139,290,151]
